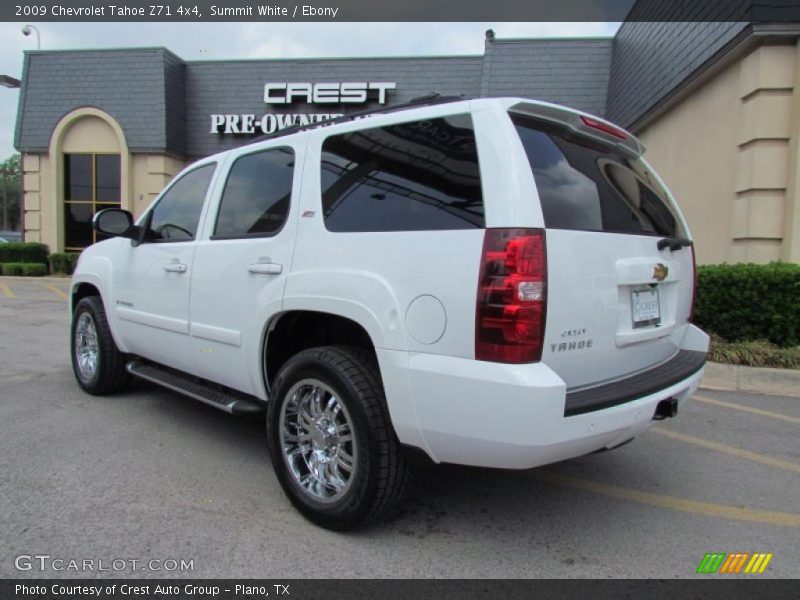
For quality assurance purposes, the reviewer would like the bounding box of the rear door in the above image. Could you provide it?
[189,143,301,395]
[511,113,694,389]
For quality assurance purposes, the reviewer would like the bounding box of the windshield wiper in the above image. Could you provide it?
[657,237,693,252]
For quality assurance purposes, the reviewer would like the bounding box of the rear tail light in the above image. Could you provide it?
[580,115,629,140]
[476,228,547,363]
[689,244,697,322]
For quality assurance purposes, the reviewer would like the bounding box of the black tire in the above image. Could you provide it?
[71,295,131,395]
[267,345,413,530]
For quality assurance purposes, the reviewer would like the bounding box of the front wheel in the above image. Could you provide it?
[267,346,412,530]
[71,296,130,395]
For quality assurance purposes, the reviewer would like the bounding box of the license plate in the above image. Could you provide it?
[631,288,661,328]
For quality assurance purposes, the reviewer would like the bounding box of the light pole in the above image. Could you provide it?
[1,168,7,231]
[22,24,41,49]
[0,77,20,231]
[0,75,20,89]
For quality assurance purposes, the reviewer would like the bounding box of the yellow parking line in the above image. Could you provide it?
[0,282,14,298]
[652,427,800,475]
[42,283,68,300]
[536,471,800,527]
[693,394,800,426]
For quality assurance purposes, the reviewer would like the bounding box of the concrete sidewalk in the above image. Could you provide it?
[702,362,800,398]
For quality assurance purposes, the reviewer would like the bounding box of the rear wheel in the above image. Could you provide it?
[71,296,130,395]
[267,345,412,530]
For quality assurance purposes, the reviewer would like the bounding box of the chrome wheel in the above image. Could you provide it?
[74,312,99,381]
[279,379,358,503]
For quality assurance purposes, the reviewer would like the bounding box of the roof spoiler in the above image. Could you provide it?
[508,100,645,157]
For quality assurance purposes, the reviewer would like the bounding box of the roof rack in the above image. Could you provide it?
[249,93,469,144]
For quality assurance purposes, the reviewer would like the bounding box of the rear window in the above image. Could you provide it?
[320,114,484,232]
[214,147,294,239]
[511,113,680,237]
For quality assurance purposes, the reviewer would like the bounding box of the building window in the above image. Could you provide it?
[63,153,121,250]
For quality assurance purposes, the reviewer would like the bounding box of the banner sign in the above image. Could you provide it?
[210,81,396,135]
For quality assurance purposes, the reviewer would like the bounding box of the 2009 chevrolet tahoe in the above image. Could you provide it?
[70,96,709,529]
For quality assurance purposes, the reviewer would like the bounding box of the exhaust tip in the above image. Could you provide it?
[653,398,679,420]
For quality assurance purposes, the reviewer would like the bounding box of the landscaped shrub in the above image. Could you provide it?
[694,262,800,347]
[1,263,24,276]
[0,242,50,264]
[0,245,21,263]
[0,262,49,276]
[49,253,68,274]
[49,252,81,275]
[708,334,800,369]
[21,263,47,277]
[21,242,49,263]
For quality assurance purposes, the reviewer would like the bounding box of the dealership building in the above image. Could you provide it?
[12,18,800,264]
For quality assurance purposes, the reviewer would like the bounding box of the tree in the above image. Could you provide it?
[0,153,22,231]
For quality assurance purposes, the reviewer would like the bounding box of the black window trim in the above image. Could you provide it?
[209,145,295,241]
[140,161,218,245]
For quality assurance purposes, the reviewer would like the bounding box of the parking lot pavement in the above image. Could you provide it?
[0,276,69,304]
[1,281,798,579]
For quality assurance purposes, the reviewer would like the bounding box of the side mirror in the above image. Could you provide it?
[93,208,136,239]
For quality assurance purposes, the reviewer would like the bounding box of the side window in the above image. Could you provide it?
[146,163,216,241]
[320,114,484,232]
[214,147,294,238]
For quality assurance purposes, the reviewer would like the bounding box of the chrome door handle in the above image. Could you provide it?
[247,262,282,275]
[163,263,187,273]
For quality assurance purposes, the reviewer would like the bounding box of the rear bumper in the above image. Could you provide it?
[379,324,709,469]
[564,349,707,416]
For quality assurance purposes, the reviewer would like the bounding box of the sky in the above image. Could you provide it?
[0,21,619,160]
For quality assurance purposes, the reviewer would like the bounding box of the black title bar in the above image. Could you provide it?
[3,579,800,600]
[4,0,800,22]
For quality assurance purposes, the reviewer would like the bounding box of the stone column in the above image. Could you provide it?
[732,44,797,263]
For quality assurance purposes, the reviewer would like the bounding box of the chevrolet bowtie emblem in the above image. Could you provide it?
[653,263,669,281]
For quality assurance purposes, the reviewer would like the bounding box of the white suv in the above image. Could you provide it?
[70,97,709,529]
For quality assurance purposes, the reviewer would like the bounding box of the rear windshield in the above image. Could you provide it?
[511,113,680,237]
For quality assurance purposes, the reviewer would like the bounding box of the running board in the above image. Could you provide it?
[126,360,265,416]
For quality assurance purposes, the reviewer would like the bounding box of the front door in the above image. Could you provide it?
[112,162,218,375]
[190,145,300,395]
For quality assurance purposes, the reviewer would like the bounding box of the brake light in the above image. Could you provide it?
[580,115,629,140]
[476,228,547,363]
[690,244,697,322]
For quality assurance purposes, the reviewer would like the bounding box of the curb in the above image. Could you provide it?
[0,275,70,283]
[701,361,800,398]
